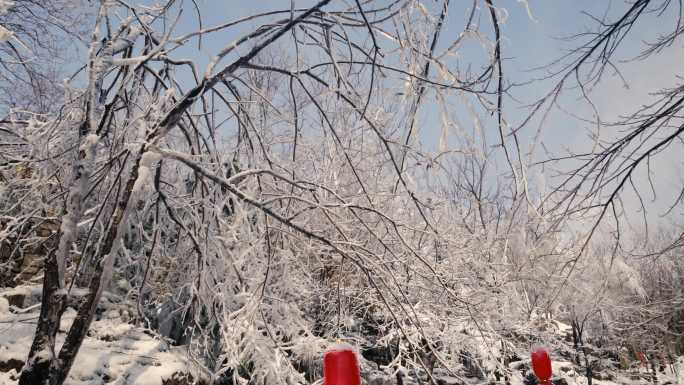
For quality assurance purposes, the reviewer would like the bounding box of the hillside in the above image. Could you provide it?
[1,285,682,385]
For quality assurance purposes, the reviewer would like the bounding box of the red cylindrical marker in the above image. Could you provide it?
[530,345,552,385]
[323,343,361,385]
[636,351,648,368]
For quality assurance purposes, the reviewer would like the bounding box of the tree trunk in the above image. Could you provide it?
[18,250,65,385]
[18,4,106,379]
[51,149,143,385]
[585,360,592,385]
[584,352,592,385]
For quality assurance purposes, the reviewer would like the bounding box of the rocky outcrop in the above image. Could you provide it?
[0,358,22,373]
[162,372,206,385]
[0,218,60,287]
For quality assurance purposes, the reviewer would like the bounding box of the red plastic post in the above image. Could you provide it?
[323,343,361,385]
[636,351,648,368]
[530,345,552,385]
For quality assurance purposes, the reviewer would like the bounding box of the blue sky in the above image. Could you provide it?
[160,0,681,228]
[52,0,677,232]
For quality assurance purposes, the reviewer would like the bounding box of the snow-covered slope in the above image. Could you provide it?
[1,286,682,385]
[0,288,206,385]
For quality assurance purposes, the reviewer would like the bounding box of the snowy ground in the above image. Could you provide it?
[508,358,684,385]
[1,286,682,385]
[0,287,205,385]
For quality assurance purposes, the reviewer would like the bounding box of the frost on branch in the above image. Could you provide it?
[0,0,13,15]
[1,1,683,385]
[131,150,161,195]
[0,0,13,43]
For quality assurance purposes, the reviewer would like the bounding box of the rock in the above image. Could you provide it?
[556,348,574,362]
[523,372,538,385]
[162,372,207,385]
[0,358,23,373]
[5,291,25,308]
[2,219,60,286]
[0,285,41,309]
[509,360,529,371]
[13,253,45,285]
[551,378,569,385]
[505,352,523,365]
[362,341,399,368]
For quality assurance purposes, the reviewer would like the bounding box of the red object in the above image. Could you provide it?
[636,351,648,368]
[530,346,552,385]
[323,344,361,385]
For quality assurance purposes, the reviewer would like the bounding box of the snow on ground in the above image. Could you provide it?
[550,358,684,385]
[2,286,683,385]
[551,360,573,373]
[0,288,206,385]
[554,321,572,336]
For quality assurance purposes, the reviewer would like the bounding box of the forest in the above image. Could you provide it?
[0,1,682,384]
